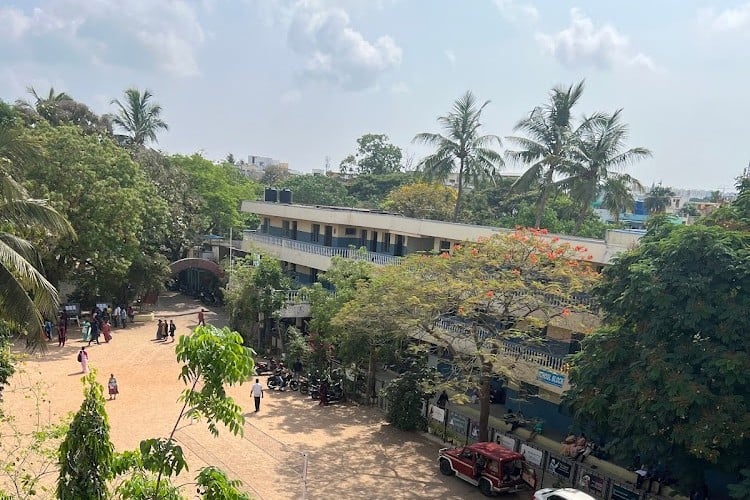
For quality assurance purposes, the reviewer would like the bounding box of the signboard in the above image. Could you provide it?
[520,443,544,466]
[611,484,641,500]
[537,369,565,388]
[429,405,445,423]
[494,432,516,451]
[548,456,573,479]
[578,470,607,496]
[448,413,468,436]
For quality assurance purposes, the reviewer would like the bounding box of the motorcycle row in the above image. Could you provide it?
[256,359,344,405]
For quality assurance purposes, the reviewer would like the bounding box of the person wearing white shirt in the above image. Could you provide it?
[251,379,264,412]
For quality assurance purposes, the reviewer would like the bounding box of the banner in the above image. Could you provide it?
[548,456,573,478]
[429,405,445,423]
[494,432,516,451]
[520,443,544,466]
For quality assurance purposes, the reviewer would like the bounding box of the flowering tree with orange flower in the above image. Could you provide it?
[337,228,599,441]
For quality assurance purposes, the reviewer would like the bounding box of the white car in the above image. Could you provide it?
[534,488,596,500]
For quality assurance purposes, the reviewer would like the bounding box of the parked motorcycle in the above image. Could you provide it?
[267,370,293,391]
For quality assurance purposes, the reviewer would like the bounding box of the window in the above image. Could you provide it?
[383,232,391,252]
[310,269,319,283]
[262,218,270,233]
[360,230,368,248]
[291,221,298,240]
[344,227,356,236]
[311,224,320,243]
[282,220,290,237]
[439,240,451,252]
[370,232,378,252]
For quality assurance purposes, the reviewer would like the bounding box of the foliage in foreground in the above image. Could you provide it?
[566,223,750,491]
[57,325,255,499]
[381,355,441,431]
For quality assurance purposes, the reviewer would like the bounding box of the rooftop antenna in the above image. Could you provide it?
[325,156,330,173]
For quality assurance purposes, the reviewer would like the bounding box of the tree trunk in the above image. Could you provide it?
[478,373,491,442]
[453,159,465,221]
[367,349,376,405]
[573,196,591,234]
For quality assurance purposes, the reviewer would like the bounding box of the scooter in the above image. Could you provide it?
[267,371,293,391]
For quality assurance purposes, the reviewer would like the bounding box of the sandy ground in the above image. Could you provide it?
[2,293,522,500]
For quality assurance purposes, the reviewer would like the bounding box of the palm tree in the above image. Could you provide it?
[110,88,168,146]
[15,87,73,124]
[558,110,650,233]
[645,185,675,214]
[601,177,637,224]
[413,91,503,220]
[505,80,593,228]
[0,124,76,346]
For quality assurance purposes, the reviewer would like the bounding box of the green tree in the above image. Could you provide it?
[111,88,168,146]
[506,81,590,228]
[558,110,649,234]
[381,182,456,220]
[565,225,750,489]
[171,154,260,237]
[345,171,415,208]
[0,123,75,343]
[134,149,207,262]
[225,254,292,348]
[260,164,290,186]
[306,256,374,371]
[339,133,403,175]
[280,174,356,207]
[57,371,114,499]
[601,177,637,224]
[381,355,441,431]
[16,87,111,135]
[644,184,675,214]
[337,230,598,441]
[20,123,167,303]
[414,91,503,220]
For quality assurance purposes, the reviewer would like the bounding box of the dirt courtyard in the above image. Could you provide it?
[3,293,520,499]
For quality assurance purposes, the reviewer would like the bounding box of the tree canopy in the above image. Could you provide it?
[566,224,750,488]
[340,133,403,175]
[381,182,456,220]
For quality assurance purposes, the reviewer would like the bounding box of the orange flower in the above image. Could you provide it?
[586,254,593,260]
[458,307,465,315]
[454,244,462,251]
[551,236,560,243]
[511,269,521,275]
[562,308,571,317]
[471,248,479,256]
[529,254,538,263]
[439,252,451,259]
[485,291,495,298]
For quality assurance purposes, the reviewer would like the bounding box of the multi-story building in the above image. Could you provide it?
[239,197,644,430]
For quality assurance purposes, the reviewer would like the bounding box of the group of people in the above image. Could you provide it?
[156,319,176,342]
[560,433,589,460]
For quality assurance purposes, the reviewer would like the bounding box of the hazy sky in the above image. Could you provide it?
[1,0,748,190]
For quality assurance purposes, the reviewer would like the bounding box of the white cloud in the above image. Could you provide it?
[444,49,456,65]
[0,1,205,77]
[535,8,655,71]
[698,4,750,33]
[285,0,402,90]
[280,89,302,104]
[493,0,538,23]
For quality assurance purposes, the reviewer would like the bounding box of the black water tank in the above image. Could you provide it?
[264,187,278,202]
[279,188,293,204]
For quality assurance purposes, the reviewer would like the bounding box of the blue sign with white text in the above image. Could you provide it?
[537,369,565,388]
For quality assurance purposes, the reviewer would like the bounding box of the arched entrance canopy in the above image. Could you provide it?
[169,258,224,278]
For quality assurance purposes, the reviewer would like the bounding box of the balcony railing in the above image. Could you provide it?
[432,318,568,372]
[245,232,403,266]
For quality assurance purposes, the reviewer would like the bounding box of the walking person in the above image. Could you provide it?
[251,378,263,412]
[156,319,164,340]
[169,320,176,342]
[43,319,53,341]
[197,309,206,326]
[108,374,119,400]
[57,317,67,347]
[102,320,112,343]
[88,320,100,345]
[78,347,88,373]
[113,305,121,328]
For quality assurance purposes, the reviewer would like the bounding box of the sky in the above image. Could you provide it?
[1,0,748,191]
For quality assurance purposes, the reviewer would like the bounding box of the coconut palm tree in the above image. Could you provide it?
[110,88,168,146]
[15,86,73,123]
[505,80,594,228]
[413,91,503,220]
[0,124,75,346]
[645,185,675,214]
[558,110,650,233]
[601,177,637,224]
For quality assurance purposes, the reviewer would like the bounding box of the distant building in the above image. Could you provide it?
[235,154,289,181]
